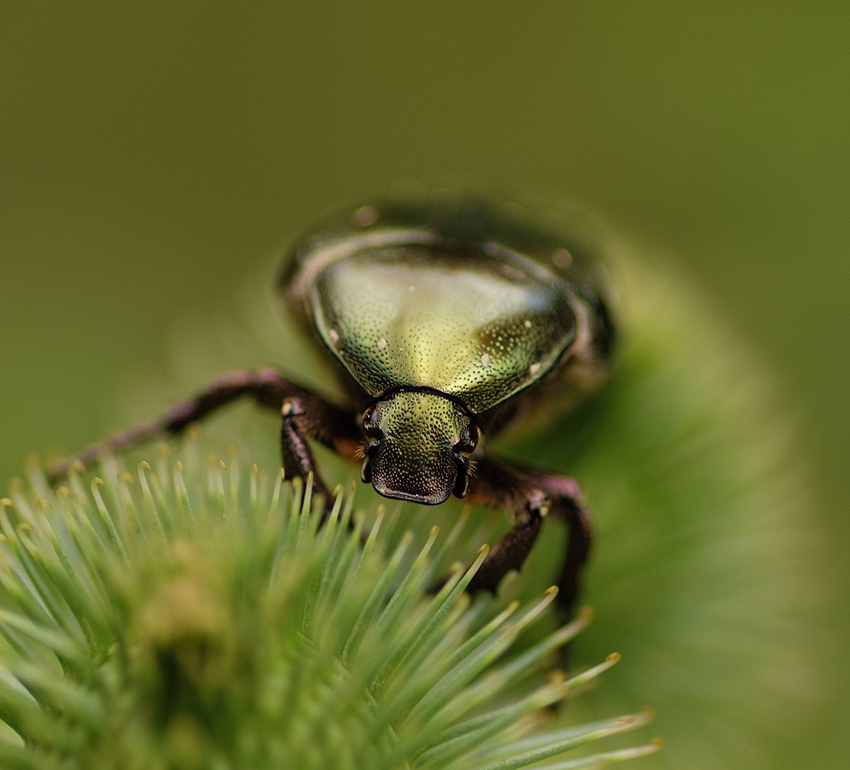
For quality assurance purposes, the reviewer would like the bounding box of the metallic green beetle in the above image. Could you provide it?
[50,193,614,613]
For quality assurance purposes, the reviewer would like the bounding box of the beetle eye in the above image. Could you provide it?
[453,422,479,456]
[363,408,384,441]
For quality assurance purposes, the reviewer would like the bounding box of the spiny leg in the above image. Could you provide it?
[47,368,363,508]
[464,455,592,618]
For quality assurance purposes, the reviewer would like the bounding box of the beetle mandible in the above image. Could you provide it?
[49,193,614,613]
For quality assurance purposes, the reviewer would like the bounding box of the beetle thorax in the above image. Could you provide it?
[309,245,577,413]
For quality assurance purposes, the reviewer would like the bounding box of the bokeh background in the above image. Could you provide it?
[1,2,847,767]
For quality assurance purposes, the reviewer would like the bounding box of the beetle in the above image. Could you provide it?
[49,192,614,613]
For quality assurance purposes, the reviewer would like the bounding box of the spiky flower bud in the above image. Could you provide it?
[0,448,658,769]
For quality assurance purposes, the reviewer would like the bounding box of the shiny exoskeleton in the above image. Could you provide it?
[50,193,614,614]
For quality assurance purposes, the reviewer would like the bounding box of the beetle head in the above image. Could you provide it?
[361,390,478,505]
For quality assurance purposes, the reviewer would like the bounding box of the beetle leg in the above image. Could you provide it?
[464,455,592,617]
[47,368,362,500]
[525,469,593,618]
[278,393,363,513]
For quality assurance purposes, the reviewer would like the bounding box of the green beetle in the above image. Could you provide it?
[50,193,614,613]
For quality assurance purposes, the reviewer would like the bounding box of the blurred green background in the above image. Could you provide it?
[0,2,846,767]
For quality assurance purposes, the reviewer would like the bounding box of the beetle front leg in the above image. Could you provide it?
[278,393,363,513]
[465,455,592,617]
[524,469,593,618]
[47,368,362,494]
